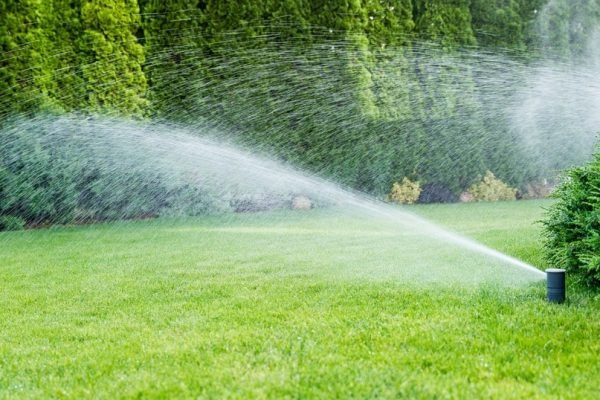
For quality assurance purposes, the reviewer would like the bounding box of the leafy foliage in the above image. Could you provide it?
[536,0,600,59]
[0,215,25,231]
[470,0,526,50]
[414,0,477,48]
[388,178,421,204]
[543,151,600,287]
[0,119,227,226]
[467,171,517,202]
[78,0,148,115]
[0,0,58,114]
[5,0,600,224]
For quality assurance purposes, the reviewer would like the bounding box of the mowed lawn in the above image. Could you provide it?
[0,200,598,399]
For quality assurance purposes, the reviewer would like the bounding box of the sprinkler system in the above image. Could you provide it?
[546,268,566,303]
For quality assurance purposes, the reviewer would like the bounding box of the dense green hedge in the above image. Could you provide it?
[543,148,600,287]
[3,0,549,118]
[0,117,229,229]
[1,0,599,226]
[0,0,147,116]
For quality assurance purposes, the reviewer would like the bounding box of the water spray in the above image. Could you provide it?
[546,268,566,303]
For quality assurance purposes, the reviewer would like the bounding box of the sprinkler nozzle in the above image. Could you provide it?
[546,268,566,304]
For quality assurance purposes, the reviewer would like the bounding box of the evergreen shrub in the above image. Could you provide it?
[467,171,517,202]
[543,151,600,287]
[0,119,226,225]
[0,215,25,231]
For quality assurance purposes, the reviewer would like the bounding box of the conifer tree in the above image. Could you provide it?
[519,0,548,52]
[139,0,207,119]
[269,0,313,42]
[363,0,415,121]
[413,0,477,48]
[558,0,599,58]
[532,0,600,59]
[535,0,571,58]
[0,0,57,115]
[411,1,486,196]
[78,0,148,115]
[470,0,525,50]
[49,0,86,112]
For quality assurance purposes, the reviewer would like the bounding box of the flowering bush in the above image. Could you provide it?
[467,171,516,202]
[388,178,421,205]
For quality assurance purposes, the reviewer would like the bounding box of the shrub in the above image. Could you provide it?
[0,129,80,225]
[467,171,517,202]
[0,118,232,225]
[388,178,421,205]
[518,179,555,199]
[543,152,600,287]
[418,182,458,204]
[0,216,26,231]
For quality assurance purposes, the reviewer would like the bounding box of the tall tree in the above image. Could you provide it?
[0,0,57,115]
[139,0,207,119]
[519,0,548,52]
[78,0,148,115]
[48,0,86,112]
[470,0,525,50]
[410,1,487,196]
[413,0,477,48]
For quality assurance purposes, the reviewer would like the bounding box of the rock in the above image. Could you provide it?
[230,193,289,213]
[459,191,474,203]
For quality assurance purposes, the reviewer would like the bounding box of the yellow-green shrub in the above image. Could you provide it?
[388,178,421,204]
[467,171,517,202]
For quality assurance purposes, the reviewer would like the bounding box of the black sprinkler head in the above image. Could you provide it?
[546,268,566,304]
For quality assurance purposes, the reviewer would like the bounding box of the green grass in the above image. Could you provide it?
[1,200,598,399]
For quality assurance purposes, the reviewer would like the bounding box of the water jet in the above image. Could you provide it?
[0,115,547,285]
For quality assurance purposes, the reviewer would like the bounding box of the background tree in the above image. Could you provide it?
[470,0,525,50]
[0,0,57,116]
[139,0,207,120]
[414,0,477,48]
[78,0,148,116]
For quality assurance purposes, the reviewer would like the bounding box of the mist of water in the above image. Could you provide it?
[3,3,600,284]
[0,115,545,283]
